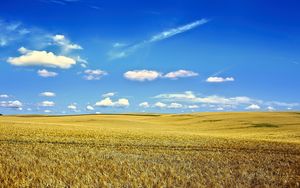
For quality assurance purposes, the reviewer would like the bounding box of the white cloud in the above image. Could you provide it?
[67,104,77,111]
[109,19,208,59]
[245,104,261,110]
[86,105,94,111]
[18,46,30,54]
[74,56,88,68]
[265,101,299,108]
[95,97,129,108]
[44,110,51,113]
[8,47,76,69]
[52,34,82,52]
[124,70,161,81]
[41,0,81,5]
[216,107,224,111]
[0,100,23,109]
[95,97,114,107]
[0,20,30,47]
[40,92,56,97]
[206,77,234,83]
[267,106,275,111]
[124,70,199,81]
[154,91,255,106]
[113,42,127,48]
[139,102,150,108]
[37,69,58,77]
[83,69,108,80]
[188,105,199,109]
[154,102,167,108]
[164,70,198,79]
[39,101,55,107]
[102,92,116,98]
[154,91,198,101]
[150,19,209,43]
[168,102,183,109]
[0,94,9,98]
[0,38,7,46]
[114,98,130,107]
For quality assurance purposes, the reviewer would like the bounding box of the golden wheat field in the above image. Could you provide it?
[0,112,299,187]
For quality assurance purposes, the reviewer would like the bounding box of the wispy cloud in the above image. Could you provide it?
[0,19,30,47]
[149,19,208,43]
[51,34,83,53]
[153,91,299,110]
[109,19,209,59]
[206,77,234,83]
[39,0,80,5]
[83,69,108,80]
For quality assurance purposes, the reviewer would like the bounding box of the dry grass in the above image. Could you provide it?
[0,112,299,187]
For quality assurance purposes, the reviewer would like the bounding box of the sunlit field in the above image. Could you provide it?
[0,112,299,187]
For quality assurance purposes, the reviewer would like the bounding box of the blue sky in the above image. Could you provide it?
[0,0,300,114]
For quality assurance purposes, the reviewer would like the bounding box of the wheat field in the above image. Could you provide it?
[0,112,299,187]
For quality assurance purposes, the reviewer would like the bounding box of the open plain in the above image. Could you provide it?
[0,112,299,187]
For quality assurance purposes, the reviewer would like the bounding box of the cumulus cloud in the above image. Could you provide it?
[86,105,94,111]
[95,97,113,107]
[102,92,116,98]
[0,100,23,109]
[95,97,129,108]
[18,46,30,54]
[39,101,55,107]
[109,19,209,59]
[83,69,108,80]
[67,104,77,111]
[7,47,76,69]
[124,70,161,81]
[44,110,51,113]
[124,69,198,81]
[216,107,224,111]
[0,94,9,98]
[154,102,167,108]
[163,70,198,79]
[114,98,130,107]
[40,92,56,97]
[187,105,199,109]
[245,104,261,110]
[37,69,58,77]
[139,102,150,108]
[51,34,82,52]
[206,77,234,83]
[168,102,183,109]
